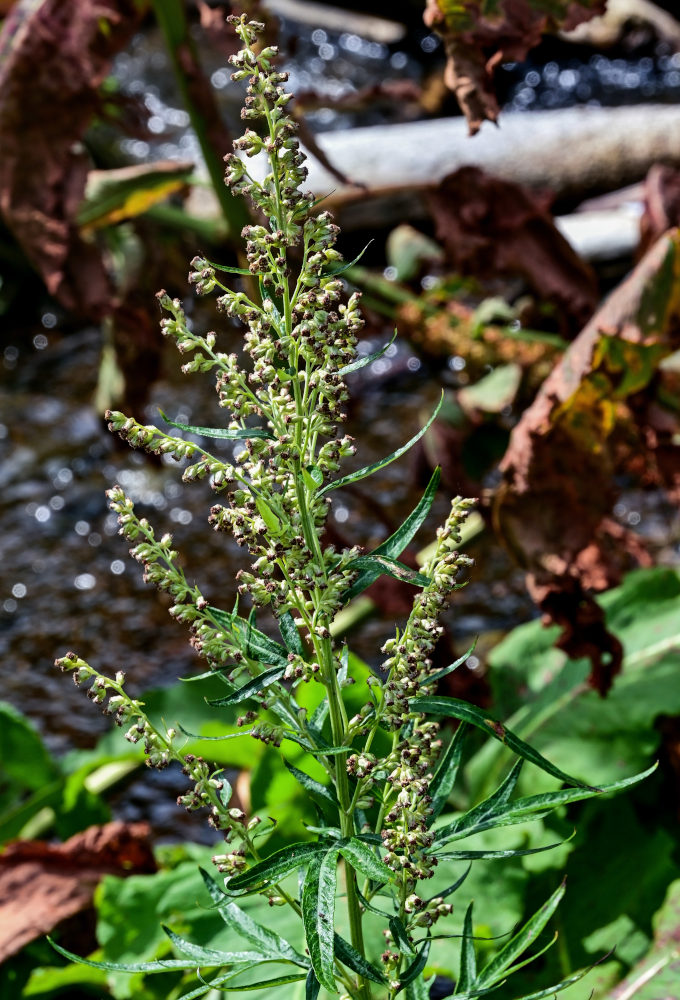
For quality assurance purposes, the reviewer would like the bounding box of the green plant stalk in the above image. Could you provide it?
[151,0,250,238]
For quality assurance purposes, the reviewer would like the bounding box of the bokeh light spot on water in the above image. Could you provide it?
[12,583,27,599]
[3,599,17,614]
[110,560,126,576]
[75,520,90,536]
[170,507,193,525]
[74,573,96,591]
[35,506,51,523]
[33,334,49,350]
[41,312,57,329]
[334,505,349,523]
[49,495,65,510]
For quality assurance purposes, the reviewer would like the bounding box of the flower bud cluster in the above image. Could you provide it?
[381,497,475,729]
[55,652,175,769]
[379,721,443,890]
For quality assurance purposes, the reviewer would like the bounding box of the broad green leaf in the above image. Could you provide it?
[411,696,592,789]
[476,881,565,988]
[344,554,431,590]
[343,466,441,601]
[284,760,339,821]
[207,665,285,707]
[429,721,469,823]
[458,902,476,993]
[339,838,395,885]
[319,393,443,496]
[209,607,288,667]
[159,409,274,440]
[198,869,306,964]
[278,610,305,657]
[334,933,387,984]
[225,842,328,894]
[337,328,396,376]
[396,938,431,994]
[302,848,339,993]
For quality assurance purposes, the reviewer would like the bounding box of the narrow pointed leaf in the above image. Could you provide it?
[339,837,395,884]
[159,409,274,440]
[427,641,477,686]
[47,938,202,973]
[434,837,567,861]
[198,869,307,964]
[396,938,431,994]
[303,848,339,993]
[389,917,416,959]
[337,327,396,376]
[513,965,597,1000]
[278,610,305,657]
[458,902,476,992]
[308,697,329,741]
[306,969,321,1000]
[183,971,308,996]
[326,240,374,278]
[209,606,288,666]
[335,933,387,984]
[429,722,469,823]
[345,554,431,590]
[433,763,656,846]
[225,842,328,894]
[205,257,269,277]
[411,696,593,789]
[407,974,436,1000]
[319,393,443,496]
[284,760,339,821]
[476,881,566,988]
[207,665,285,706]
[344,466,441,600]
[161,926,268,966]
[434,759,523,844]
[429,863,472,902]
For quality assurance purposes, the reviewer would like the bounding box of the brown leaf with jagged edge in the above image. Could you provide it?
[428,166,599,334]
[495,228,680,694]
[423,0,607,133]
[0,822,156,961]
[0,0,145,317]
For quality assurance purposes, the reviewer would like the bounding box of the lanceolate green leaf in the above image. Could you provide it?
[337,328,396,376]
[344,554,431,590]
[161,926,269,966]
[339,837,395,884]
[433,763,656,847]
[205,257,268,277]
[411,696,593,789]
[433,838,568,861]
[335,933,387,984]
[429,721,469,823]
[318,393,444,497]
[207,664,285,706]
[209,606,288,667]
[302,848,339,993]
[159,409,274,440]
[198,869,307,964]
[47,938,209,973]
[427,641,477,686]
[224,842,328,894]
[343,466,441,600]
[458,902,477,993]
[396,938,431,994]
[284,760,339,821]
[278,610,305,657]
[306,968,321,1000]
[476,881,566,988]
[434,759,523,844]
[180,970,308,997]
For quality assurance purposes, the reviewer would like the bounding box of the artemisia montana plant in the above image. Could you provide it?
[54,15,651,1000]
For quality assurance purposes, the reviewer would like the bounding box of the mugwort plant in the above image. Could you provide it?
[55,15,650,999]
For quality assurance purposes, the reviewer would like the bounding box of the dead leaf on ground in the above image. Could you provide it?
[495,228,680,693]
[427,166,599,334]
[423,0,607,133]
[0,821,156,962]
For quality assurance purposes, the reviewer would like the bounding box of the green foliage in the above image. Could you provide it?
[48,15,655,1000]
